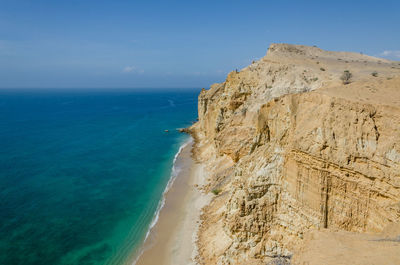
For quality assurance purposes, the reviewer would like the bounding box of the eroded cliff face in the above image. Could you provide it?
[191,44,400,264]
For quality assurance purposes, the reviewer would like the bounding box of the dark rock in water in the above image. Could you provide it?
[177,128,189,133]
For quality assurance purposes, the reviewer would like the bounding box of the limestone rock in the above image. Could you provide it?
[192,44,400,264]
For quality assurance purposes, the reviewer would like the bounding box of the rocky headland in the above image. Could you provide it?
[189,44,400,264]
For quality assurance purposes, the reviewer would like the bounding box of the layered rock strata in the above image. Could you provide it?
[190,44,400,264]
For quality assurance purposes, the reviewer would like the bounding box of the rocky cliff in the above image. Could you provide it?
[191,44,400,264]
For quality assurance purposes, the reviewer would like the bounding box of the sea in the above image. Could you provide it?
[0,89,199,265]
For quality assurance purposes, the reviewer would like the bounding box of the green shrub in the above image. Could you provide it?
[371,71,378,77]
[320,67,326,71]
[211,188,222,195]
[340,70,352,84]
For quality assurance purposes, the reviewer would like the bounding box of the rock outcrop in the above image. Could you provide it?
[191,44,400,264]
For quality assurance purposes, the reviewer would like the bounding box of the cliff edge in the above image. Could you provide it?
[191,44,400,264]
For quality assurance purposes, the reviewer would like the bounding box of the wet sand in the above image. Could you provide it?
[134,141,210,265]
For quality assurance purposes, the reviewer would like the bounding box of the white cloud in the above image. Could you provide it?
[379,50,400,59]
[123,66,136,73]
[122,66,144,74]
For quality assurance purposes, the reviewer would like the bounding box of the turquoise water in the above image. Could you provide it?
[0,89,199,265]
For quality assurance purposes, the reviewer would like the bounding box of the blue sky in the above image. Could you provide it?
[1,0,399,89]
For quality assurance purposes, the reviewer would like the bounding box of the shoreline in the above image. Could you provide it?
[126,137,193,265]
[133,137,210,265]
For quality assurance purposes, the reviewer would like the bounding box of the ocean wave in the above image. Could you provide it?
[131,137,193,265]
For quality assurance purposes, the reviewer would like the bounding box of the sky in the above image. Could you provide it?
[0,0,399,89]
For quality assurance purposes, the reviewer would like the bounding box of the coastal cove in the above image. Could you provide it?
[1,42,400,265]
[0,89,199,265]
[2,0,400,264]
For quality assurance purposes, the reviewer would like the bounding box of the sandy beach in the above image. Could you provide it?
[134,140,210,265]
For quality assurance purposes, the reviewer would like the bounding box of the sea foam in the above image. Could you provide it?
[132,137,193,265]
